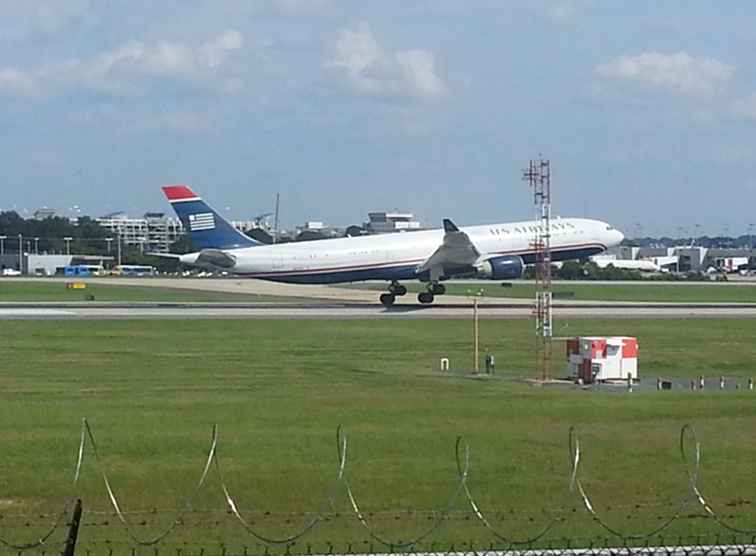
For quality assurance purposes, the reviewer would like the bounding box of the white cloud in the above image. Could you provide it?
[0,1,96,42]
[595,51,734,96]
[733,94,756,121]
[0,29,244,98]
[325,23,447,101]
[0,68,36,96]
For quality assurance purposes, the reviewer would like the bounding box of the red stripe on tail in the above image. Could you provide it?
[162,185,199,201]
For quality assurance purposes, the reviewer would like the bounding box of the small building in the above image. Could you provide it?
[24,254,115,276]
[365,212,422,233]
[566,336,638,383]
[711,256,749,273]
[33,208,57,220]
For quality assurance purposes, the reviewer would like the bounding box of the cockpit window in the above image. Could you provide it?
[606,225,614,231]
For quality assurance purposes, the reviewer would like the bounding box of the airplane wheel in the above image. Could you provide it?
[418,292,434,304]
[380,293,396,307]
[391,285,407,296]
[430,283,445,295]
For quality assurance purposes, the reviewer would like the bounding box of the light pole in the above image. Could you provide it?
[468,288,483,373]
[63,237,73,255]
[473,295,479,373]
[0,235,6,255]
[117,233,122,266]
[33,237,39,255]
[17,234,22,272]
[105,237,113,254]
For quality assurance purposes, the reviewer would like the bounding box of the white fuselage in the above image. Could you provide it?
[181,217,623,284]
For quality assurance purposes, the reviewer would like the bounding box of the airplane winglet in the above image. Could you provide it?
[443,219,459,233]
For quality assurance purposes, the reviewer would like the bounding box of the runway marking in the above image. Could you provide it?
[0,309,76,317]
[1,304,756,320]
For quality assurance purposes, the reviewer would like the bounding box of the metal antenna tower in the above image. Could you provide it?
[522,157,553,382]
[273,193,280,244]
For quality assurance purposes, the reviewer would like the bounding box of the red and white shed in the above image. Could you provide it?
[566,336,638,383]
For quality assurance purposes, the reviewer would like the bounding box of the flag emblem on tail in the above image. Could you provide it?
[188,213,215,231]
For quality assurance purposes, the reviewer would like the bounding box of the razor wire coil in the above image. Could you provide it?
[2,422,756,552]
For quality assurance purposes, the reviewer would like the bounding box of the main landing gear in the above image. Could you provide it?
[417,282,445,304]
[378,281,446,307]
[379,281,408,307]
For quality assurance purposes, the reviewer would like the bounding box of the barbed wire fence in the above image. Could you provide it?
[1,421,756,555]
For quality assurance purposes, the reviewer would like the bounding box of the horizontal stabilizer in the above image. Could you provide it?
[195,249,236,269]
[146,252,181,259]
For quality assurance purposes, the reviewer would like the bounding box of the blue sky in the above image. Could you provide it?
[1,1,755,236]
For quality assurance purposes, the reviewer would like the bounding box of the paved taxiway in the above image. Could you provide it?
[5,277,756,319]
[3,302,756,320]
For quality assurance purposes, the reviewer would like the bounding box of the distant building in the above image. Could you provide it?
[95,211,267,252]
[365,212,421,233]
[144,212,184,252]
[231,219,272,233]
[294,220,342,240]
[602,245,755,273]
[22,254,114,276]
[33,208,56,220]
[96,212,182,253]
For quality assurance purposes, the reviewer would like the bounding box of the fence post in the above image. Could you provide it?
[63,499,83,556]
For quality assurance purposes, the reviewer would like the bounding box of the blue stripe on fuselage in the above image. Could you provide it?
[236,245,605,285]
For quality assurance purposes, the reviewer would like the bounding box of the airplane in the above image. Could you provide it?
[160,185,624,306]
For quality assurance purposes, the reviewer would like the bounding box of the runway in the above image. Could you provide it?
[3,301,756,319]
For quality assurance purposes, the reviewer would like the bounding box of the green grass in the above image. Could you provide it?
[1,318,756,553]
[360,282,756,303]
[0,281,295,303]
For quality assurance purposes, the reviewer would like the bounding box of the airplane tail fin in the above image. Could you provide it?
[162,185,260,250]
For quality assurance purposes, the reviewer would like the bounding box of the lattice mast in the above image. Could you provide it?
[522,158,553,381]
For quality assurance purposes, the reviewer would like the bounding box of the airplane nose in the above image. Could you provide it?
[614,229,625,245]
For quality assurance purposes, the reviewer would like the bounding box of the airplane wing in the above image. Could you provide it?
[146,252,181,258]
[417,219,481,280]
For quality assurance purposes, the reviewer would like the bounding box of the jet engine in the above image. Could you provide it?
[474,256,524,280]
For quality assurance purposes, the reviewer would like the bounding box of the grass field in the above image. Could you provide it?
[2,318,756,553]
[0,281,294,303]
[358,282,756,303]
